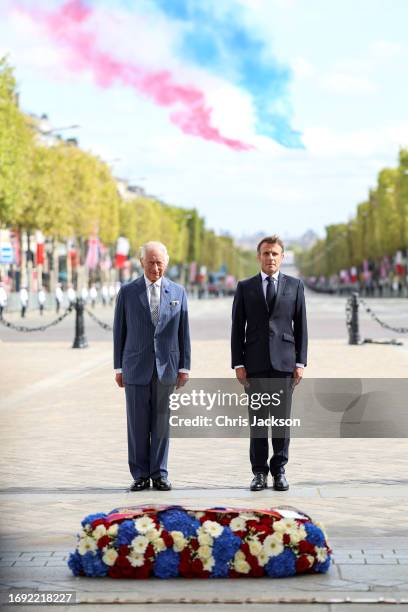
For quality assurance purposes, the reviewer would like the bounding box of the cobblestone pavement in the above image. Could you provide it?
[1,298,408,607]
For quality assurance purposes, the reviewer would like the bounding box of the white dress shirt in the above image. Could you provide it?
[235,270,304,369]
[115,275,189,374]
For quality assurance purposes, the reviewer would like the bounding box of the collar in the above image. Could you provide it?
[261,270,280,282]
[144,274,163,289]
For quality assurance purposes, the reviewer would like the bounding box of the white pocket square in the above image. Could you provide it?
[170,300,180,306]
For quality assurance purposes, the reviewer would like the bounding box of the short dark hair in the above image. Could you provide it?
[257,235,285,254]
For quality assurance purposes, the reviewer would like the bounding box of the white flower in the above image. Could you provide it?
[273,518,297,532]
[131,535,149,554]
[102,548,118,566]
[127,552,144,567]
[306,554,315,568]
[234,550,245,562]
[234,558,251,574]
[92,524,107,539]
[202,556,215,572]
[195,512,205,519]
[197,545,212,560]
[107,524,118,537]
[289,525,307,544]
[198,532,213,546]
[263,534,284,557]
[78,536,97,555]
[146,528,161,542]
[171,531,187,552]
[135,516,156,534]
[256,550,269,566]
[152,537,166,553]
[248,539,262,556]
[316,547,327,563]
[240,513,259,522]
[230,517,247,532]
[202,520,223,538]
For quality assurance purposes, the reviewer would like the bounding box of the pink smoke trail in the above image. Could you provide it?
[20,0,252,151]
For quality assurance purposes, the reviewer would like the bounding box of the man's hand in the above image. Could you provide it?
[176,372,189,389]
[115,373,124,388]
[235,366,248,387]
[292,367,304,387]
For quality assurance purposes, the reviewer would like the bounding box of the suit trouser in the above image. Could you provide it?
[247,368,293,476]
[125,368,173,480]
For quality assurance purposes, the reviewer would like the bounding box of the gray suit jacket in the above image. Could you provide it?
[113,276,191,385]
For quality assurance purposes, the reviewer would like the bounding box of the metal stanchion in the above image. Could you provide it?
[72,298,88,349]
[347,291,361,345]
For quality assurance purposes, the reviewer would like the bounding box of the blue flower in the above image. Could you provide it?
[304,523,325,547]
[153,549,180,578]
[80,551,109,577]
[117,520,138,545]
[67,551,82,576]
[316,556,331,573]
[211,527,241,577]
[81,512,107,528]
[265,549,297,577]
[158,508,200,537]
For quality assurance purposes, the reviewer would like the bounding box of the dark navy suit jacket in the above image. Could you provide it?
[231,272,307,374]
[113,276,191,385]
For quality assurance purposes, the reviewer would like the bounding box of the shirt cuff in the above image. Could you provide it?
[178,369,190,374]
[114,368,122,373]
[234,365,245,369]
[295,363,305,368]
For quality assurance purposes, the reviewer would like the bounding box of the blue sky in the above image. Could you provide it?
[1,0,407,240]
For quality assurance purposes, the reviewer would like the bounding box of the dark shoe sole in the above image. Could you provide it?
[273,484,289,491]
[250,483,268,491]
[129,482,150,492]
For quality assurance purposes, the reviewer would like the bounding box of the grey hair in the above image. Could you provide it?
[140,241,169,263]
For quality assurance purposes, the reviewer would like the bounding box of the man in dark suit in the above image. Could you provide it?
[231,235,307,492]
[113,241,191,492]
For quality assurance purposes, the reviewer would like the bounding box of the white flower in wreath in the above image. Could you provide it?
[288,525,307,544]
[171,531,187,552]
[234,556,251,573]
[248,538,262,556]
[315,547,328,563]
[194,511,205,519]
[146,528,162,542]
[131,535,149,554]
[92,524,107,539]
[197,545,212,561]
[273,518,297,532]
[202,556,215,572]
[107,524,118,537]
[102,548,118,566]
[135,516,156,534]
[198,531,213,546]
[127,552,144,567]
[263,534,284,557]
[202,520,223,538]
[239,513,259,522]
[234,550,245,562]
[152,537,166,553]
[256,549,269,566]
[230,517,247,531]
[78,536,97,555]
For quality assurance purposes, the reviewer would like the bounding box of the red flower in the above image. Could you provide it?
[132,565,151,579]
[283,533,291,546]
[91,518,107,529]
[296,555,312,574]
[190,539,200,551]
[191,558,204,574]
[241,543,250,556]
[298,540,316,555]
[116,556,131,568]
[108,566,122,579]
[246,520,260,531]
[235,530,246,539]
[145,544,154,558]
[119,545,130,556]
[121,566,134,578]
[97,535,110,550]
[161,530,174,548]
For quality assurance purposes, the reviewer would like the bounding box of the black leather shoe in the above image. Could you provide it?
[273,473,289,491]
[129,477,150,492]
[250,473,267,491]
[152,477,172,491]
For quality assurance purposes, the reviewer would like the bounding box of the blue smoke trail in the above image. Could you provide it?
[151,0,304,149]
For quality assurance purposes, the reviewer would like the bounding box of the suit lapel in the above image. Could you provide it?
[255,273,269,316]
[135,276,150,315]
[273,272,286,313]
[157,276,171,327]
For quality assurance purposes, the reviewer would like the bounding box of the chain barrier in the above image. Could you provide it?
[85,307,113,332]
[358,297,408,334]
[0,305,73,332]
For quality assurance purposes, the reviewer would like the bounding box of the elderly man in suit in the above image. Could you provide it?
[231,235,307,492]
[113,241,191,492]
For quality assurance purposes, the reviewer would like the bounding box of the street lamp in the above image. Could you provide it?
[40,124,80,135]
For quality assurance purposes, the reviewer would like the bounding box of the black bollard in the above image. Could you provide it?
[72,298,88,349]
[348,291,361,345]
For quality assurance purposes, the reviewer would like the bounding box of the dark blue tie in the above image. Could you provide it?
[266,276,276,313]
